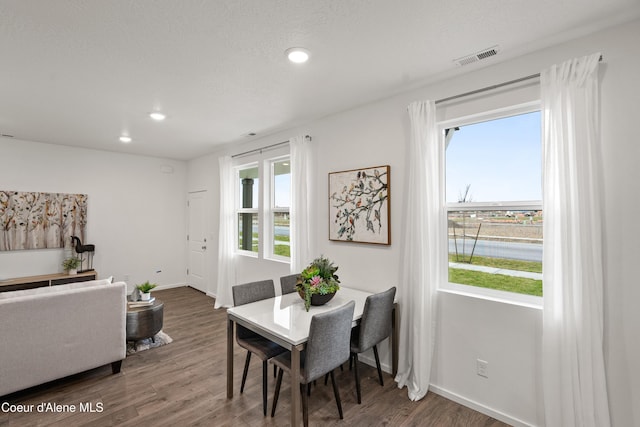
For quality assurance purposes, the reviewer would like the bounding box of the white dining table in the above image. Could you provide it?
[226,286,398,426]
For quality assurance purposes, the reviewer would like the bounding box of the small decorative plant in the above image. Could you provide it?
[136,281,157,294]
[62,257,81,272]
[296,255,340,311]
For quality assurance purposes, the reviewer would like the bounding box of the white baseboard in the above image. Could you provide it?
[357,353,392,374]
[355,355,535,427]
[155,282,187,291]
[428,385,536,427]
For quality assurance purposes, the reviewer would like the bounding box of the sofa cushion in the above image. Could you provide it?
[0,276,113,300]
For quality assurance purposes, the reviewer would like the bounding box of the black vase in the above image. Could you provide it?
[310,292,336,306]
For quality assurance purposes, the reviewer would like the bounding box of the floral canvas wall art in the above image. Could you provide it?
[329,165,390,245]
[0,191,87,251]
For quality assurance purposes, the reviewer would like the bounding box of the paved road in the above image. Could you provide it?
[449,238,542,262]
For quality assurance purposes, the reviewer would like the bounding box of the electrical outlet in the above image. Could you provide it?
[477,359,489,378]
[123,274,130,282]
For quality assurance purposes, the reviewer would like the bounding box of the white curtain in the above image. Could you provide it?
[394,100,443,400]
[214,155,237,308]
[541,53,610,427]
[289,135,313,273]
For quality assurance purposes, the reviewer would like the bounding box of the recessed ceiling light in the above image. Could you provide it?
[119,135,132,143]
[285,47,310,64]
[149,112,166,121]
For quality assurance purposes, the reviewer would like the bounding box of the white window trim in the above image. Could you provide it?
[235,161,260,258]
[439,101,543,307]
[233,146,290,263]
[265,155,291,263]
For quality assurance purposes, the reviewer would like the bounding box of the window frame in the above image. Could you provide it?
[266,156,291,263]
[439,101,543,307]
[235,162,260,258]
[233,147,291,263]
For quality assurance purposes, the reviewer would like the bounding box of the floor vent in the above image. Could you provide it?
[454,45,501,67]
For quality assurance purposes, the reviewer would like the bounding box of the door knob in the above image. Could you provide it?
[202,246,207,250]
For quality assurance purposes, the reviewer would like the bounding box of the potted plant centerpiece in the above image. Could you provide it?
[136,281,157,301]
[296,255,341,311]
[62,257,81,275]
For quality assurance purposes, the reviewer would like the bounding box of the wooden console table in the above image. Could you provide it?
[0,271,98,292]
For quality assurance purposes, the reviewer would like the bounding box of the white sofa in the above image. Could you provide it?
[0,279,127,396]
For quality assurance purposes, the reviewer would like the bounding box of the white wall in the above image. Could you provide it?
[0,139,187,293]
[188,19,640,427]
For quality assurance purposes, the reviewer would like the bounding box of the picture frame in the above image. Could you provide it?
[328,165,390,245]
[0,190,87,251]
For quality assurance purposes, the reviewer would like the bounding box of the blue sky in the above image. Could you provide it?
[274,174,290,207]
[446,111,541,203]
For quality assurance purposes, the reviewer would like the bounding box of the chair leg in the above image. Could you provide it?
[327,361,344,384]
[262,360,268,416]
[271,368,283,417]
[301,383,309,427]
[240,351,252,393]
[329,370,344,419]
[353,353,361,404]
[373,345,384,386]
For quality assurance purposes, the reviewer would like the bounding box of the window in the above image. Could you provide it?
[444,105,542,299]
[235,152,290,261]
[271,159,291,259]
[237,164,259,254]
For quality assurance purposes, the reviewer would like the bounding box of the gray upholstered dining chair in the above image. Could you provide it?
[232,279,287,416]
[270,300,355,427]
[279,273,298,295]
[350,286,396,404]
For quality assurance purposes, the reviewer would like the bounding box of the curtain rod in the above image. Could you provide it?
[231,135,311,159]
[435,55,603,105]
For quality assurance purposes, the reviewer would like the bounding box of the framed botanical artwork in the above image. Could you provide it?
[328,165,390,245]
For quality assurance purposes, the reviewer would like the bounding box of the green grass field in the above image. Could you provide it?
[238,231,290,257]
[449,254,542,296]
[449,268,542,296]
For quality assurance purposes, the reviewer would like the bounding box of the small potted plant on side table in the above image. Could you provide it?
[136,281,157,301]
[62,257,82,275]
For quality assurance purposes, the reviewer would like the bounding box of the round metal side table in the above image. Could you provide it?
[126,299,164,342]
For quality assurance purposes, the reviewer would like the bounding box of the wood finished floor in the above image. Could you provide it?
[0,287,510,427]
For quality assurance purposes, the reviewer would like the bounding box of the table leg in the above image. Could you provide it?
[291,344,302,426]
[392,303,398,376]
[227,317,234,399]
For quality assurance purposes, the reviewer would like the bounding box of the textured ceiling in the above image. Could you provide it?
[1,0,639,160]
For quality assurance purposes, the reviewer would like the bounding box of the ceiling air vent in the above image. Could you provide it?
[454,45,501,67]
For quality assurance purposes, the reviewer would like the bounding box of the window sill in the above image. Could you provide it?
[265,256,290,265]
[236,251,258,258]
[438,282,542,310]
[235,251,290,265]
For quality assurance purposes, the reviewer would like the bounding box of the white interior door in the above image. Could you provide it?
[188,191,207,292]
